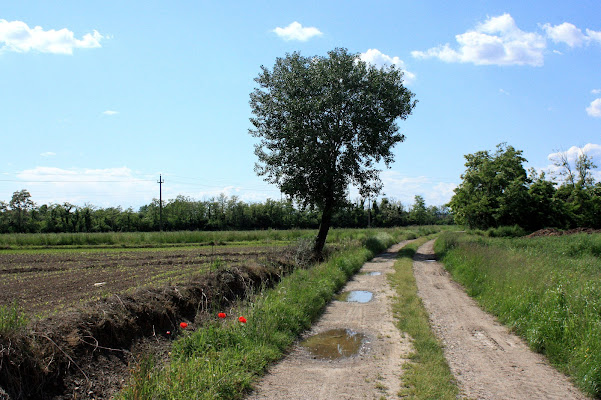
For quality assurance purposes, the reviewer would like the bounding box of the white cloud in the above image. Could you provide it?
[592,89,601,94]
[586,29,601,45]
[586,98,601,117]
[359,49,416,84]
[499,88,510,95]
[40,152,56,157]
[0,19,103,55]
[272,21,322,41]
[544,144,601,183]
[542,22,587,47]
[547,144,601,163]
[412,14,546,66]
[102,110,119,116]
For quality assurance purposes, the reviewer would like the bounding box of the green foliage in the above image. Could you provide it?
[0,301,28,335]
[448,143,529,229]
[0,192,452,237]
[390,239,459,399]
[436,232,601,397]
[449,144,601,231]
[249,47,417,254]
[119,230,404,399]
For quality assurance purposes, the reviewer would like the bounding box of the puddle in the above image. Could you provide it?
[360,271,382,276]
[335,290,373,303]
[300,328,367,360]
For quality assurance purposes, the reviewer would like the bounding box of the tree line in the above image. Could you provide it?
[0,191,452,234]
[449,143,601,230]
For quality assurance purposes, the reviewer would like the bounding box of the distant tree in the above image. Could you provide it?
[249,48,416,255]
[409,195,428,225]
[9,189,35,232]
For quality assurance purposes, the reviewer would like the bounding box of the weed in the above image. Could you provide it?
[0,301,28,335]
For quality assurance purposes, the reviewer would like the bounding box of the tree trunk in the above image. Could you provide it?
[313,197,334,257]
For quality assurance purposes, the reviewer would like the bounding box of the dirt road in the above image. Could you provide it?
[413,240,586,400]
[247,241,413,400]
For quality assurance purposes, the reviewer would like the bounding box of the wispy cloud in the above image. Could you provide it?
[13,167,156,207]
[586,98,601,117]
[0,19,103,55]
[272,22,322,41]
[499,88,510,95]
[360,49,416,84]
[592,89,601,95]
[412,14,546,66]
[380,170,457,206]
[102,110,119,116]
[40,152,56,157]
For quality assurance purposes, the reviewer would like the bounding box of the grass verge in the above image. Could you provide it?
[388,237,459,399]
[117,231,406,399]
[435,231,601,398]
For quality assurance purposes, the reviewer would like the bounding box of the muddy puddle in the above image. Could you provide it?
[359,271,381,276]
[335,290,373,303]
[300,328,367,360]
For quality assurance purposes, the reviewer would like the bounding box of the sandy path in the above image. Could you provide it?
[413,240,586,400]
[247,241,413,400]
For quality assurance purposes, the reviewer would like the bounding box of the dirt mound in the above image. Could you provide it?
[0,259,291,400]
[526,228,601,238]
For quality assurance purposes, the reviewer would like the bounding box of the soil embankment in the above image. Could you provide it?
[413,240,586,400]
[247,241,413,400]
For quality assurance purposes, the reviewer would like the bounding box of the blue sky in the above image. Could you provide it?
[1,0,600,209]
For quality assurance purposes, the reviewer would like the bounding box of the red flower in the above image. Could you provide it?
[218,312,226,319]
[238,316,247,323]
[166,331,171,335]
[180,322,188,329]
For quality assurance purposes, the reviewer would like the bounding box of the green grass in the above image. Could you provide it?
[388,237,459,400]
[0,226,449,249]
[118,230,411,399]
[0,301,28,336]
[435,231,601,397]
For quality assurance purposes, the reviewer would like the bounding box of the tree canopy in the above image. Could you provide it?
[449,143,601,230]
[249,48,416,254]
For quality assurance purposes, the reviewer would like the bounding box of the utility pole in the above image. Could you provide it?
[367,196,371,228]
[157,174,164,231]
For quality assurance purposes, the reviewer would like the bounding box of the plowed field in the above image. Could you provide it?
[0,245,283,315]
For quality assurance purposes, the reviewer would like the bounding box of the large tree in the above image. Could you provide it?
[448,143,529,229]
[249,48,416,255]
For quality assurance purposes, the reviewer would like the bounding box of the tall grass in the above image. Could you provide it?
[0,302,28,336]
[118,231,406,399]
[435,232,601,397]
[389,238,459,399]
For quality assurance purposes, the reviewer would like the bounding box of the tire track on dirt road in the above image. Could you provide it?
[414,239,586,400]
[247,241,414,400]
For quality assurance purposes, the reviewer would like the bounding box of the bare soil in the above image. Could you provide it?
[0,245,292,400]
[247,241,414,400]
[0,246,280,315]
[413,240,586,400]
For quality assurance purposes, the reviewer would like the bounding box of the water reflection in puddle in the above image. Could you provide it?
[300,328,367,360]
[335,290,373,303]
[360,271,382,276]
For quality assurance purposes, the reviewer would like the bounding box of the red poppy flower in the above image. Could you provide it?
[218,312,226,319]
[238,316,247,323]
[166,331,171,335]
[180,322,188,329]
